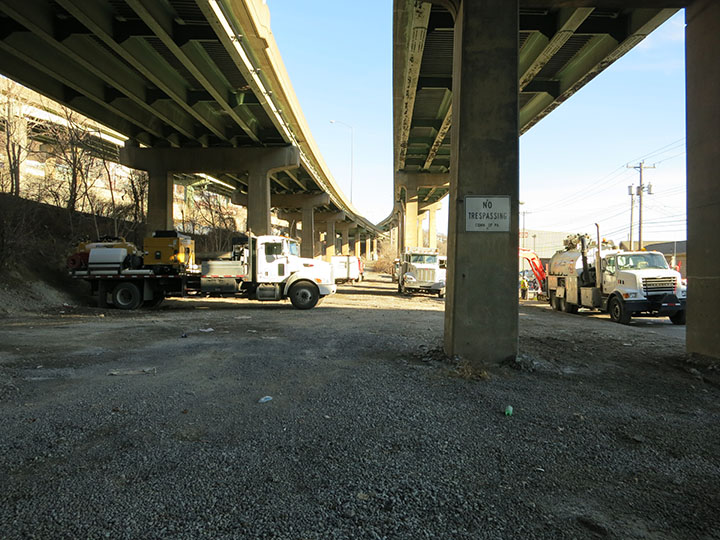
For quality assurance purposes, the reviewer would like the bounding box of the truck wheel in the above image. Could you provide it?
[437,290,445,299]
[609,297,631,324]
[563,302,578,314]
[557,297,566,312]
[670,310,686,325]
[112,282,142,310]
[289,282,319,310]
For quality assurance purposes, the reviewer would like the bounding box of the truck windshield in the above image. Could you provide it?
[288,241,300,257]
[410,254,438,264]
[617,253,669,270]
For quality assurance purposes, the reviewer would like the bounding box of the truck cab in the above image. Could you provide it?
[600,251,686,324]
[398,247,445,298]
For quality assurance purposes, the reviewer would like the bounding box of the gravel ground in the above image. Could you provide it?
[1,272,719,539]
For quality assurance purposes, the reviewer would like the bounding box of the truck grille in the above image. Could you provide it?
[415,268,436,283]
[642,277,676,295]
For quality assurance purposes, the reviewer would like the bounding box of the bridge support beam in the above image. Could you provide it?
[686,0,720,360]
[119,146,299,236]
[444,0,519,365]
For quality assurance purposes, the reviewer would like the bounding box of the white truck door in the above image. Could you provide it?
[256,240,288,283]
[602,255,618,294]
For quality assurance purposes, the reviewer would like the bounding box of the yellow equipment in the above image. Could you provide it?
[144,231,195,270]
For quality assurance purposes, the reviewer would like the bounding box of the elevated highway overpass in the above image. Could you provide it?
[1,0,717,363]
[0,0,381,259]
[389,0,718,363]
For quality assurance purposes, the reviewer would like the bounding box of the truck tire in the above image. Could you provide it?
[563,302,578,314]
[289,282,319,310]
[437,290,445,299]
[112,282,142,310]
[670,310,686,325]
[609,297,631,325]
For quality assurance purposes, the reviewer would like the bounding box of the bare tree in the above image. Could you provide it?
[0,78,34,197]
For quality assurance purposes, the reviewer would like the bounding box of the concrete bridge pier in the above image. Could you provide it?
[417,212,426,248]
[353,227,362,258]
[146,170,175,231]
[444,0,519,365]
[397,173,449,251]
[686,0,720,360]
[337,222,350,255]
[119,146,299,236]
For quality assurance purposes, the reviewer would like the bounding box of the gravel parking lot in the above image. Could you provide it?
[1,272,718,539]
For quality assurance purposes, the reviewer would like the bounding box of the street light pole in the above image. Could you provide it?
[330,120,354,203]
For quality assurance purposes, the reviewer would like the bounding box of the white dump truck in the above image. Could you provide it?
[68,231,335,310]
[398,247,446,298]
[547,230,686,324]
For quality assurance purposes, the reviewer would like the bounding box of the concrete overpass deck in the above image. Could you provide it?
[0,0,381,255]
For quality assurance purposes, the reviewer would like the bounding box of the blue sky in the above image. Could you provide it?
[267,3,687,243]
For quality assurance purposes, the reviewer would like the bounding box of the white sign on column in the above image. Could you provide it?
[465,196,511,232]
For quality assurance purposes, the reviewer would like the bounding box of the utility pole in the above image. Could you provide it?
[627,185,635,250]
[627,162,655,249]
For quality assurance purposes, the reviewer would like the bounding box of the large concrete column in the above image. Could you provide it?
[404,183,419,248]
[248,170,271,235]
[354,229,362,257]
[301,205,315,258]
[428,206,438,249]
[686,0,720,360]
[444,0,519,364]
[417,211,427,247]
[338,223,350,255]
[325,220,337,262]
[147,170,174,231]
[372,237,378,260]
[365,236,371,259]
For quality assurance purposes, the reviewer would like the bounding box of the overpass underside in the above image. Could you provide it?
[393,0,718,362]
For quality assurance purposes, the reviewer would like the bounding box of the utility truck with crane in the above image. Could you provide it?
[546,227,686,324]
[67,231,336,310]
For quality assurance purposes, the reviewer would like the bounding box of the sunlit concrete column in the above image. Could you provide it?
[337,222,350,255]
[325,220,337,262]
[354,229,362,257]
[300,205,315,258]
[365,236,371,259]
[147,170,174,231]
[686,0,720,360]
[444,0,519,364]
[428,206,438,249]
[418,211,427,247]
[404,182,419,248]
[372,237,378,260]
